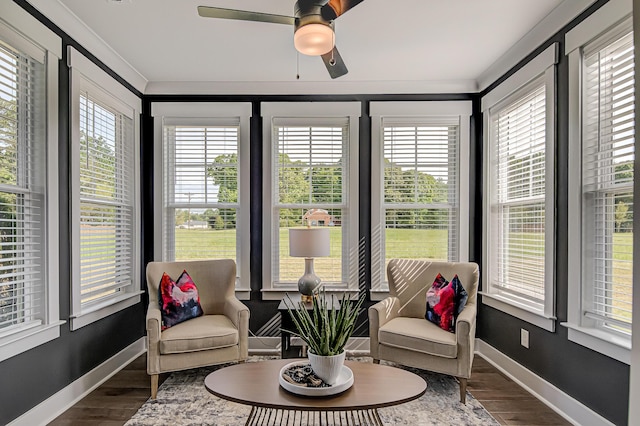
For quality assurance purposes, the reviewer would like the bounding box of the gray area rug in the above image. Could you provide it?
[126,356,499,425]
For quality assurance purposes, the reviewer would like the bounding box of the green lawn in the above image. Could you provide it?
[611,233,633,325]
[174,227,451,281]
[383,228,449,259]
[172,227,633,325]
[174,228,237,260]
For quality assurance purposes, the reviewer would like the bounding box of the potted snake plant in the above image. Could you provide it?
[285,290,364,385]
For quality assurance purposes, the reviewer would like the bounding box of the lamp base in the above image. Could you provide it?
[298,258,321,302]
[300,293,315,303]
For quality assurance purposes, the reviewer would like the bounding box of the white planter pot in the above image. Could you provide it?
[308,351,345,385]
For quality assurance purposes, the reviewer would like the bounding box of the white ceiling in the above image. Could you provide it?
[48,0,584,90]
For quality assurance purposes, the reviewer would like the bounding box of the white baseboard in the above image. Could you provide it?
[9,337,147,426]
[9,335,609,426]
[248,336,280,354]
[248,336,370,356]
[475,339,615,426]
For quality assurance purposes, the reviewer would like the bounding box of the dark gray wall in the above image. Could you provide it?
[476,1,630,425]
[0,2,146,424]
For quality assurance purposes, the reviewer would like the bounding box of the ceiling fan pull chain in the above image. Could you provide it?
[296,51,300,80]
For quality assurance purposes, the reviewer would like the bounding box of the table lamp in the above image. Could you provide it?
[289,227,330,302]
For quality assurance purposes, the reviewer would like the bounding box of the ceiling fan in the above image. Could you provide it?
[197,0,365,79]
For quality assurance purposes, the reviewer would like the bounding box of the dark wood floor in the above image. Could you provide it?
[468,357,570,425]
[48,354,570,426]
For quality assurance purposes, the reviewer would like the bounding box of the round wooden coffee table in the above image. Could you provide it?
[204,358,426,426]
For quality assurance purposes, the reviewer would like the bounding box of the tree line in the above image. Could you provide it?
[179,153,452,229]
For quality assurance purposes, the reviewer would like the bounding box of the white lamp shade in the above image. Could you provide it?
[289,228,330,257]
[294,23,334,56]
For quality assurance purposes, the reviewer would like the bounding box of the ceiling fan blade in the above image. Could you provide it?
[321,0,365,20]
[198,6,295,25]
[321,46,348,79]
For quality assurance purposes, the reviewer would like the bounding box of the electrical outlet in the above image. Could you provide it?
[520,328,529,348]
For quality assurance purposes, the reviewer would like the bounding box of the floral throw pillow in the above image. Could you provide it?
[424,273,468,332]
[158,270,204,330]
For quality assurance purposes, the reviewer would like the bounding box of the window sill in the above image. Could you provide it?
[0,320,66,362]
[370,288,390,301]
[480,292,556,332]
[560,321,631,364]
[70,290,143,331]
[235,288,251,301]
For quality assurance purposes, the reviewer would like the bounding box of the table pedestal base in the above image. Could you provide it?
[246,406,383,426]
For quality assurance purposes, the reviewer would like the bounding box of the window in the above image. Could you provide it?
[565,1,633,363]
[482,43,557,331]
[151,103,251,292]
[370,102,471,292]
[0,4,62,362]
[262,102,360,297]
[69,47,142,330]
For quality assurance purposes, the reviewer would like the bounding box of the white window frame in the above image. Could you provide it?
[151,102,252,297]
[564,0,632,364]
[0,2,63,362]
[481,43,558,332]
[261,102,360,300]
[370,101,471,298]
[69,47,142,330]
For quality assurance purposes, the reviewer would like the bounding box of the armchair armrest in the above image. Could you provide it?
[146,305,162,346]
[368,297,401,359]
[369,297,401,329]
[224,297,250,329]
[146,305,162,375]
[454,303,477,378]
[224,297,250,359]
[455,303,477,340]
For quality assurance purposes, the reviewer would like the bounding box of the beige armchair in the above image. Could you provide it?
[369,259,479,403]
[146,259,249,398]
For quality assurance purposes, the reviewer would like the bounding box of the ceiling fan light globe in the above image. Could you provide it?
[294,23,334,56]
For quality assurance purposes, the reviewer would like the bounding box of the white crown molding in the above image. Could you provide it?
[476,339,615,426]
[8,337,146,426]
[1,0,61,58]
[25,0,148,93]
[144,79,478,96]
[476,0,597,92]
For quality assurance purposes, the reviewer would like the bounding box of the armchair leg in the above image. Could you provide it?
[459,377,467,404]
[150,374,159,399]
[373,359,380,364]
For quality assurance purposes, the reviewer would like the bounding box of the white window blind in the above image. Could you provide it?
[69,46,140,330]
[370,101,471,292]
[581,28,634,333]
[78,93,135,305]
[381,119,460,264]
[272,119,348,285]
[0,40,46,332]
[0,4,61,359]
[489,80,547,307]
[163,123,240,262]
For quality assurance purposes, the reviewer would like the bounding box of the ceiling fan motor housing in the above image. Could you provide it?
[294,0,333,30]
[293,0,334,56]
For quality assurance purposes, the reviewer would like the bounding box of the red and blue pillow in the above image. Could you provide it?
[425,273,468,332]
[158,270,203,330]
